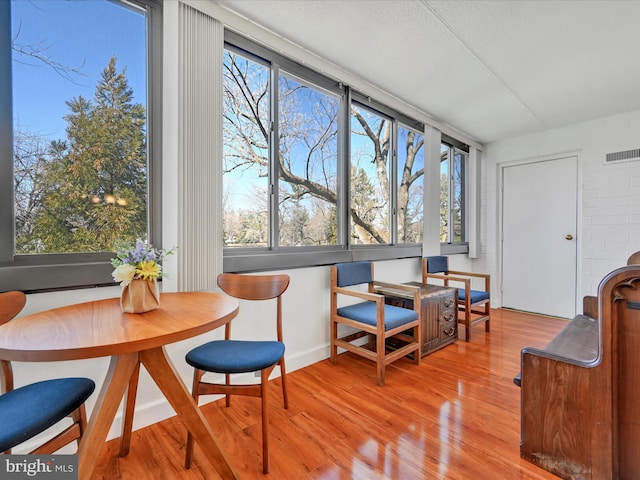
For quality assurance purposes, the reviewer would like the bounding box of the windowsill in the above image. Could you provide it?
[0,253,115,293]
[223,244,423,273]
[441,243,469,255]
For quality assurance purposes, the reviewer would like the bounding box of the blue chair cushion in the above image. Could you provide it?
[0,377,95,452]
[185,340,285,374]
[335,261,372,287]
[458,288,490,303]
[425,256,448,274]
[337,302,418,330]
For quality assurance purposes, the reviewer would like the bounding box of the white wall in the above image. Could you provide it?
[481,109,640,307]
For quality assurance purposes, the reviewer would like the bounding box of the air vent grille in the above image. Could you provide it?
[605,148,640,164]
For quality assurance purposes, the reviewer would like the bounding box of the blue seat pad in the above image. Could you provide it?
[0,377,95,452]
[458,288,490,303]
[337,302,418,331]
[186,340,285,374]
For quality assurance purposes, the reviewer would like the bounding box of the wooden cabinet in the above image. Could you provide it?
[376,282,458,356]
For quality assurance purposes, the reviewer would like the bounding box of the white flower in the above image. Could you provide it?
[112,263,136,286]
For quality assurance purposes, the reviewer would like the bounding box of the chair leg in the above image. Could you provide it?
[260,366,275,474]
[485,303,491,332]
[413,324,421,365]
[376,333,385,387]
[64,404,88,455]
[462,297,472,341]
[330,320,338,364]
[279,357,289,409]
[78,403,88,436]
[185,368,203,469]
[225,373,231,407]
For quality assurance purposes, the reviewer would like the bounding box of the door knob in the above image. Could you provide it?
[565,234,574,240]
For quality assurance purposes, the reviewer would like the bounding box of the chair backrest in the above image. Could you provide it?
[217,273,290,301]
[0,291,26,393]
[424,256,449,274]
[217,273,289,342]
[333,261,373,287]
[0,291,26,326]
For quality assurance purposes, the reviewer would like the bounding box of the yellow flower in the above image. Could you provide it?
[136,260,161,280]
[112,263,136,286]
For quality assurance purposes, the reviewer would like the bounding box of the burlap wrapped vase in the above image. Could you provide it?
[120,278,160,313]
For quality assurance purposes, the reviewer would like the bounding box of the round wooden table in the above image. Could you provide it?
[0,292,239,480]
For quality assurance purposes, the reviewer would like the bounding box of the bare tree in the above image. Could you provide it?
[12,20,86,83]
[223,51,424,246]
[13,130,50,251]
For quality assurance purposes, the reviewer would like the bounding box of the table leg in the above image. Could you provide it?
[119,361,140,456]
[140,346,238,480]
[78,352,139,480]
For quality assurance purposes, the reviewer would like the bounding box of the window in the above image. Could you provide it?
[222,49,270,247]
[277,72,339,247]
[349,105,425,245]
[397,124,424,244]
[350,103,391,245]
[0,0,162,292]
[440,141,467,246]
[223,34,427,272]
[222,46,341,250]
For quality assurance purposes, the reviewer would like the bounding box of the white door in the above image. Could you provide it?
[501,156,578,318]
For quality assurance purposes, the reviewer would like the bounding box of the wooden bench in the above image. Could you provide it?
[513,297,598,387]
[516,253,640,479]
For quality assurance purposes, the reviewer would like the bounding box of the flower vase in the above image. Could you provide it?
[120,278,160,313]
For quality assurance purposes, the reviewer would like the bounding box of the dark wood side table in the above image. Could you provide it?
[376,282,458,356]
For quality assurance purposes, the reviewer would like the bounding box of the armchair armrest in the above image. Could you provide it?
[423,272,471,291]
[448,270,490,291]
[333,286,384,304]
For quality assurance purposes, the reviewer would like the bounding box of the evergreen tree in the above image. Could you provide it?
[25,57,147,253]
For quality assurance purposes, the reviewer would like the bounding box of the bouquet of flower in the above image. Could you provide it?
[111,239,175,286]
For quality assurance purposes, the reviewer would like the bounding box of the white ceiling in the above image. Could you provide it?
[217,0,640,145]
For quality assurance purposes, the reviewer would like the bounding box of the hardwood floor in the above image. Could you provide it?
[94,308,565,479]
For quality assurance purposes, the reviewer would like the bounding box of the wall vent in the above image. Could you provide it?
[605,148,640,164]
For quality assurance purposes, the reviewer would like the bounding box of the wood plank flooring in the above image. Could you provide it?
[93,308,565,479]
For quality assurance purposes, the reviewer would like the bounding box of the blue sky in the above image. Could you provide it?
[11,0,146,140]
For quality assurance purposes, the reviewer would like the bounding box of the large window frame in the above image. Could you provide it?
[348,94,425,247]
[0,0,162,292]
[440,136,469,255]
[223,33,427,272]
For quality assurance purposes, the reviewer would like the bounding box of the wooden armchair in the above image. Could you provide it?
[422,256,490,341]
[0,291,95,454]
[330,261,421,386]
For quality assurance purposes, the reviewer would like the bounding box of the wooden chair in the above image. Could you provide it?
[422,256,490,341]
[0,291,95,454]
[330,261,421,387]
[184,273,290,474]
